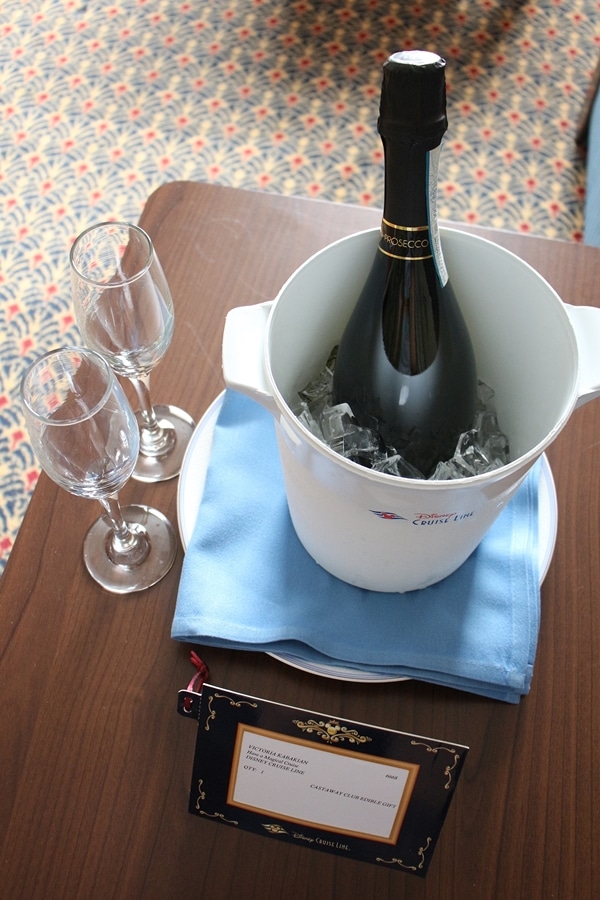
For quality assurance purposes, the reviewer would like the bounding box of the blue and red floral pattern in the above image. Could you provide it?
[1,0,599,572]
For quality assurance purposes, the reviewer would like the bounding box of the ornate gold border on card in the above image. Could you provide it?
[204,691,258,732]
[410,740,461,789]
[377,836,433,871]
[292,718,373,746]
[194,778,239,825]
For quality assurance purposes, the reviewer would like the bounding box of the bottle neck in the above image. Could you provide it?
[378,138,447,283]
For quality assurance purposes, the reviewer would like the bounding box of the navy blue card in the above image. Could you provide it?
[185,685,468,877]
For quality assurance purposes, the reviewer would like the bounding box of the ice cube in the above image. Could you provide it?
[320,403,355,442]
[296,406,324,439]
[375,453,425,479]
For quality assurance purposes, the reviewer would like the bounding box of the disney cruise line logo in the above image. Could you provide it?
[370,510,475,524]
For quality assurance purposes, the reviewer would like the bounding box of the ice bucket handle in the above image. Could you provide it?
[222,301,278,413]
[566,304,600,408]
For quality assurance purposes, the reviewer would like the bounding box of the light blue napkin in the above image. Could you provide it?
[173,389,542,703]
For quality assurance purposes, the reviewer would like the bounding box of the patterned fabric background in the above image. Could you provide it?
[1,0,599,574]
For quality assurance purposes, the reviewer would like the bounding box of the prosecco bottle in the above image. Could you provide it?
[332,50,477,478]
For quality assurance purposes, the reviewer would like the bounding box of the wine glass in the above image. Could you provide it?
[21,347,177,593]
[69,221,195,482]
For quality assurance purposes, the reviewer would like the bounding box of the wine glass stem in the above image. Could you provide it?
[129,374,176,457]
[98,494,149,565]
[130,373,160,430]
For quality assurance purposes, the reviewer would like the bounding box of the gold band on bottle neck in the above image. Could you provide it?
[379,219,433,260]
[382,219,429,231]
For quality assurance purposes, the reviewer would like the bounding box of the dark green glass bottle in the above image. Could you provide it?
[332,50,477,478]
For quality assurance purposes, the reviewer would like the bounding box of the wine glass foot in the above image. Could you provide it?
[83,504,177,593]
[133,404,196,482]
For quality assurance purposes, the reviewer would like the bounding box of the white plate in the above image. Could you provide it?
[177,391,558,683]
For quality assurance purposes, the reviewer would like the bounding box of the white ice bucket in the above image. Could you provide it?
[223,228,600,592]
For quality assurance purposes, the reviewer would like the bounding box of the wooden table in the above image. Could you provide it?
[1,182,599,900]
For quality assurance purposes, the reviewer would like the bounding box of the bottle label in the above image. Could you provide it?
[426,145,448,285]
[379,221,432,260]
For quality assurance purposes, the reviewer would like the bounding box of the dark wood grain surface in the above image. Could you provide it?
[1,181,599,900]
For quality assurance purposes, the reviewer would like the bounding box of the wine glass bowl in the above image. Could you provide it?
[70,221,195,482]
[24,347,139,497]
[21,347,177,593]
